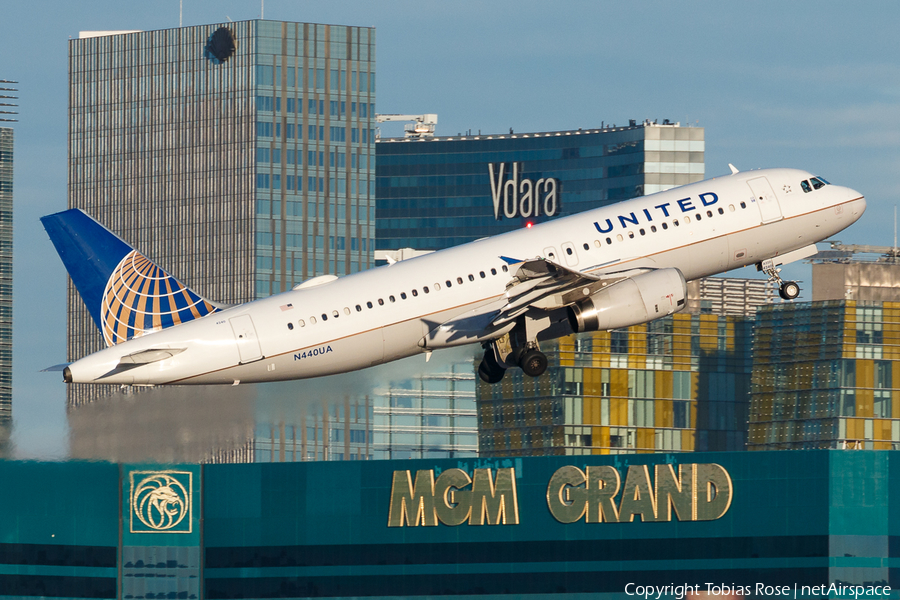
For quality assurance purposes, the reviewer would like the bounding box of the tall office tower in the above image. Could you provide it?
[0,125,12,456]
[67,21,376,407]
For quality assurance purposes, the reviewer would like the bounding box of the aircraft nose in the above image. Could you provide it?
[849,189,866,217]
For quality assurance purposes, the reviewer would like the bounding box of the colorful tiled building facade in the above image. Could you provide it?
[749,300,900,450]
[477,313,753,456]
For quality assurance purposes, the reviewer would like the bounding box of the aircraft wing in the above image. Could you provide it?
[491,257,649,327]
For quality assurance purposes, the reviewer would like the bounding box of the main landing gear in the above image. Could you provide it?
[478,341,549,384]
[760,258,801,300]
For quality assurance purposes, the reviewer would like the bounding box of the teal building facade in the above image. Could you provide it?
[0,451,897,598]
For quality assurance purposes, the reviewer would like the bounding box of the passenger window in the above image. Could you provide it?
[548,252,555,258]
[287,322,294,330]
[435,283,441,290]
[661,223,668,230]
[468,274,474,281]
[378,298,384,305]
[355,305,361,312]
[566,247,573,255]
[584,243,590,250]
[401,292,407,299]
[491,268,497,275]
[445,280,452,288]
[479,271,486,278]
[606,237,612,244]
[594,240,601,248]
[674,219,680,226]
[729,205,735,212]
[628,231,634,239]
[457,277,464,284]
[299,319,306,327]
[707,210,713,217]
[322,313,328,321]
[366,301,373,308]
[695,214,701,221]
[502,265,508,272]
[423,286,430,293]
[332,310,339,318]
[412,289,418,297]
[651,225,657,233]
[685,215,692,223]
[639,229,645,236]
[311,316,317,324]
[389,296,395,302]
[740,201,746,209]
[718,208,724,215]
[616,234,624,241]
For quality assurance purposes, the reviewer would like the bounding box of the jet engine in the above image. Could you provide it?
[567,268,686,333]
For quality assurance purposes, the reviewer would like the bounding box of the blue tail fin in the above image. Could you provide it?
[41,208,220,347]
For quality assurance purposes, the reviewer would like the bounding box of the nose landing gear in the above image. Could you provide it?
[760,258,801,300]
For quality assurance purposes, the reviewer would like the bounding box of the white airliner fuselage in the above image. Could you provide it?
[62,168,865,386]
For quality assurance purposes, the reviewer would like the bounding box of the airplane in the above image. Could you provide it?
[42,167,865,387]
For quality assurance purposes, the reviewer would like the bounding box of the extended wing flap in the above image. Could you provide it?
[492,257,652,326]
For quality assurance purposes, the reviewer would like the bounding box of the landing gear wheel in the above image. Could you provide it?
[478,350,506,384]
[519,349,548,378]
[779,281,800,300]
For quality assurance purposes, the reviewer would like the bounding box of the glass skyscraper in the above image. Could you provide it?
[0,126,11,455]
[67,20,375,406]
[376,121,704,251]
[477,312,753,456]
[749,300,900,450]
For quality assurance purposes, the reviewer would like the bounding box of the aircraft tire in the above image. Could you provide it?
[779,281,800,300]
[478,351,506,384]
[519,349,548,378]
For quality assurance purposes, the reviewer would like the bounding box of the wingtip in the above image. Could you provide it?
[729,163,739,175]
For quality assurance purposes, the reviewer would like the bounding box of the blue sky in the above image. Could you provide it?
[1,1,897,458]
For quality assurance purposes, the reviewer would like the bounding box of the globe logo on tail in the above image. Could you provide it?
[101,250,218,346]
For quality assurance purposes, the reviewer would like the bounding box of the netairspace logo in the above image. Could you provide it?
[625,583,892,599]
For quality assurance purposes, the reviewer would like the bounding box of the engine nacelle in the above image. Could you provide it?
[567,268,687,333]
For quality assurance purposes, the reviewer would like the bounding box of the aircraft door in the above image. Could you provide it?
[747,176,783,224]
[560,242,579,267]
[229,314,263,364]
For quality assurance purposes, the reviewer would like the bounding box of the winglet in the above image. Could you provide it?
[499,255,523,265]
[728,164,739,174]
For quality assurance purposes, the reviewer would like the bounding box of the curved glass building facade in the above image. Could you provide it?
[375,121,704,251]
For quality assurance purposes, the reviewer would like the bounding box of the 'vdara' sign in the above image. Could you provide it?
[489,163,560,220]
[388,463,732,527]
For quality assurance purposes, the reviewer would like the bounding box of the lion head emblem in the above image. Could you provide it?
[132,473,190,531]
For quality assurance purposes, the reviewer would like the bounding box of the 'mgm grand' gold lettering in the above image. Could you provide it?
[388,468,519,527]
[546,463,731,524]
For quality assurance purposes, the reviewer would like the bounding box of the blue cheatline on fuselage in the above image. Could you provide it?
[41,208,219,347]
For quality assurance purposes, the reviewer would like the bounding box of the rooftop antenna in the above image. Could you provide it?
[261,0,264,19]
[179,0,182,27]
[894,205,897,252]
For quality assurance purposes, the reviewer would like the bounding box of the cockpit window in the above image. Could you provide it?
[816,176,830,185]
[810,177,826,190]
[801,180,812,193]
